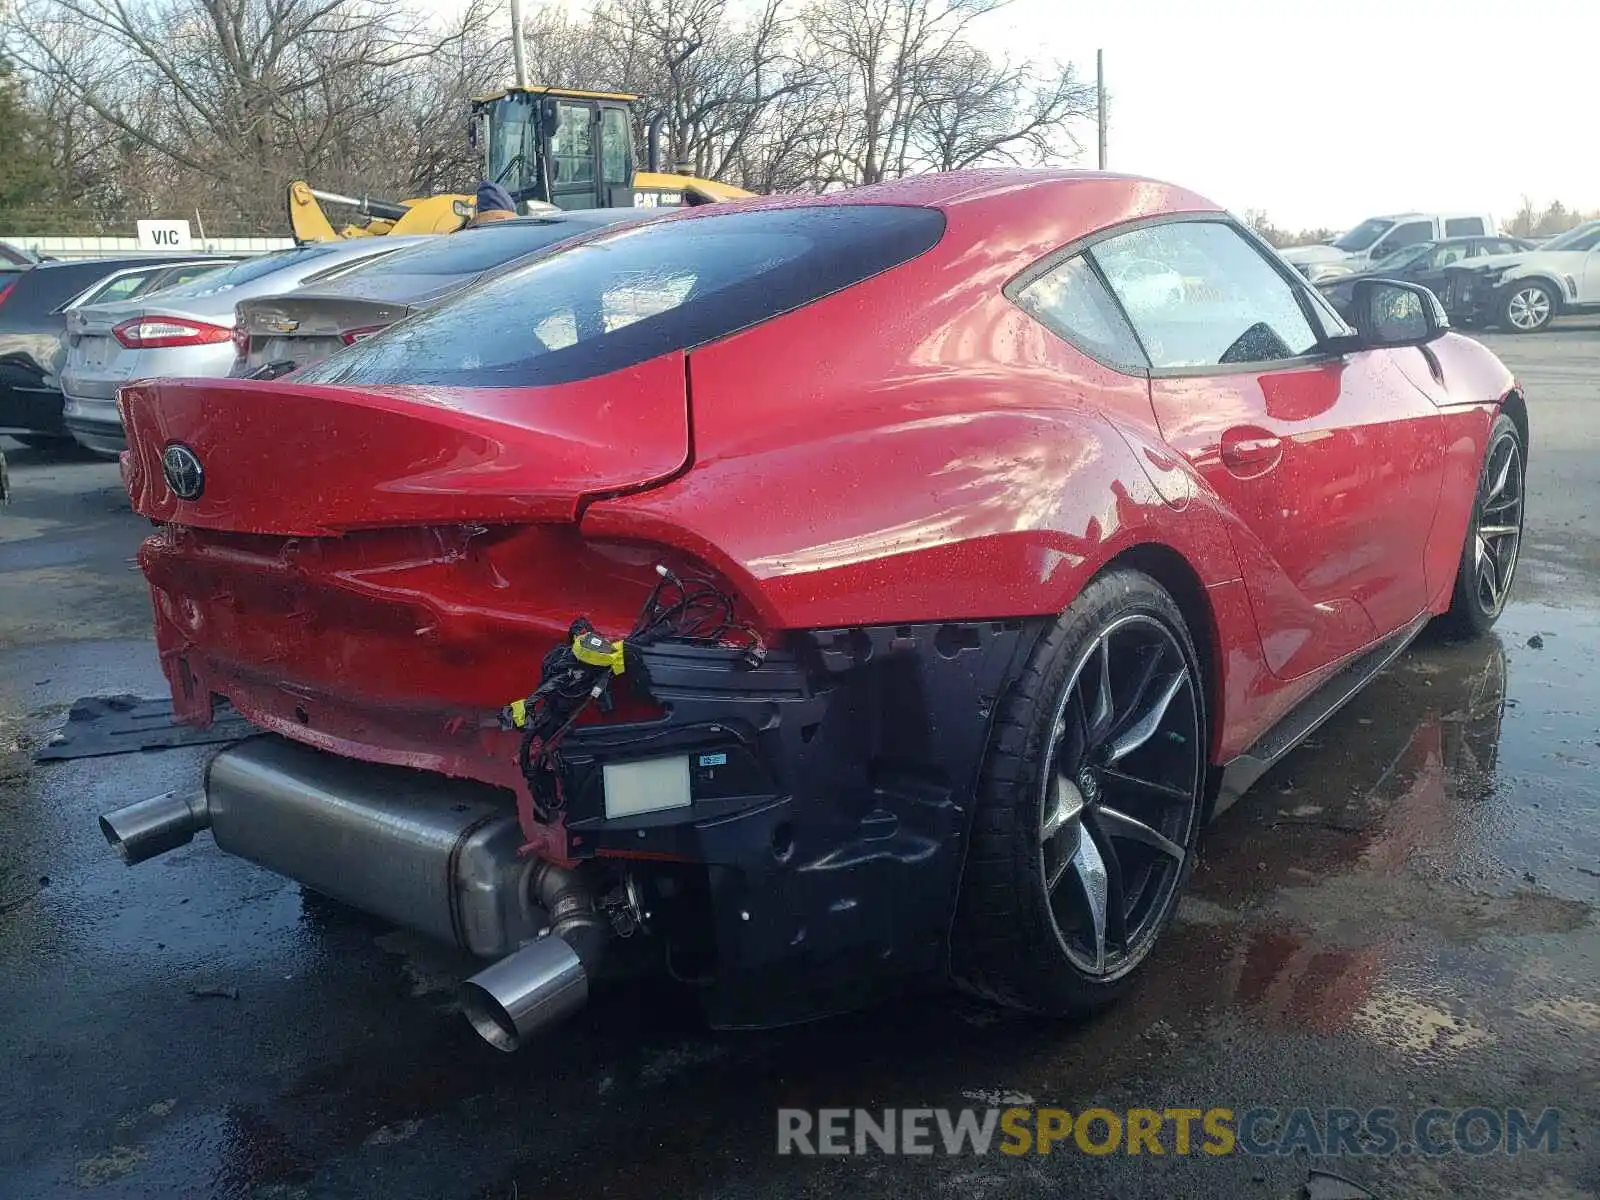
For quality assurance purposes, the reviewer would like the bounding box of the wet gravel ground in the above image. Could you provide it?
[1,323,1597,1199]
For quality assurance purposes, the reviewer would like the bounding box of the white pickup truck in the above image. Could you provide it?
[1279,211,1498,282]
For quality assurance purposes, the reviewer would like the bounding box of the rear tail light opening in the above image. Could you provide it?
[113,317,234,350]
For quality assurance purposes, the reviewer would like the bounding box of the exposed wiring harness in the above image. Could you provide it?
[505,565,762,824]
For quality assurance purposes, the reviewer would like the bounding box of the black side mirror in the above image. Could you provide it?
[1347,278,1449,347]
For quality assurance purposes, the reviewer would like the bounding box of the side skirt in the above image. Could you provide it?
[1212,613,1432,817]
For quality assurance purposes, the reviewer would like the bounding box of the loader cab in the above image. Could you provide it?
[474,87,655,213]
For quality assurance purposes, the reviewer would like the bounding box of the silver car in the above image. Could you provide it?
[60,238,422,456]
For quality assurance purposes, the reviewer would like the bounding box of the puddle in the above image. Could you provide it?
[1201,602,1600,908]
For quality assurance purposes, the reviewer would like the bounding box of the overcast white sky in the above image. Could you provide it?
[484,0,1597,233]
[978,0,1597,230]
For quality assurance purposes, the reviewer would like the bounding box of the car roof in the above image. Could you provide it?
[30,254,199,272]
[492,209,652,228]
[635,170,1223,275]
[1367,211,1489,220]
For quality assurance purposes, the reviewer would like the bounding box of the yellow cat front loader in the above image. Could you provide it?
[288,86,752,243]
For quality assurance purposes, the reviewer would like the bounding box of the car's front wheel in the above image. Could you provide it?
[953,569,1206,1016]
[1440,413,1524,637]
[1499,281,1557,332]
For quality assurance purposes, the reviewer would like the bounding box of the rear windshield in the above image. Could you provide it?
[345,217,628,279]
[154,247,339,298]
[299,205,946,388]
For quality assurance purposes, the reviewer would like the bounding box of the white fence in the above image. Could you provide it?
[2,235,295,261]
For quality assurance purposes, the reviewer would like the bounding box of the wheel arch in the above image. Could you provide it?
[1499,387,1529,461]
[1101,541,1224,765]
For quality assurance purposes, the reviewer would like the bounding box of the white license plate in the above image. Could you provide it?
[77,336,112,369]
[602,755,692,819]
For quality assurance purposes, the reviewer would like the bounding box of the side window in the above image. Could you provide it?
[600,109,631,185]
[84,271,154,305]
[1014,254,1147,372]
[1445,217,1486,237]
[1092,221,1319,369]
[1373,221,1434,259]
[155,265,225,291]
[1432,244,1467,268]
[551,103,595,185]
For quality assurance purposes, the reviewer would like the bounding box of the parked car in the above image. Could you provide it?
[233,208,656,379]
[59,238,423,456]
[1437,219,1600,332]
[1315,235,1534,317]
[1279,211,1498,281]
[103,173,1526,1053]
[0,255,204,451]
[64,257,241,311]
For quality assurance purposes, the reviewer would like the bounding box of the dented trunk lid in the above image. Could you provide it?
[120,353,690,534]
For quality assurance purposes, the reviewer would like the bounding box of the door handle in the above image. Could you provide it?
[1219,427,1284,476]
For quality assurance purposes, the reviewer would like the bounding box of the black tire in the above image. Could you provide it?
[1438,413,1524,638]
[1498,280,1557,333]
[952,568,1206,1016]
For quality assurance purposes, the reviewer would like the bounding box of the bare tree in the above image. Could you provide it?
[398,0,511,195]
[913,46,1092,172]
[802,0,1008,185]
[7,0,485,231]
[5,0,1102,233]
[518,3,615,89]
[578,0,821,182]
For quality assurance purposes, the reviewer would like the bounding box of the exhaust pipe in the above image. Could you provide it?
[99,789,210,865]
[460,861,612,1052]
[98,737,619,1049]
[461,935,588,1052]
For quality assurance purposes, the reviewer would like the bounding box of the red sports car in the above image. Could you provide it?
[102,171,1526,1051]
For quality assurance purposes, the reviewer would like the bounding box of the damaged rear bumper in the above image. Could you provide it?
[556,623,1043,1026]
[111,619,1045,1032]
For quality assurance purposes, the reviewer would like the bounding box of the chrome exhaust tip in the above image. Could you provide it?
[461,934,590,1052]
[99,788,211,865]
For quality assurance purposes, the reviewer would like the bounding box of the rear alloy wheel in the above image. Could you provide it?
[954,570,1205,1015]
[1499,281,1555,332]
[1441,413,1524,638]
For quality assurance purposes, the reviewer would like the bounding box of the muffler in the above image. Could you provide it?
[461,861,612,1052]
[98,737,546,957]
[99,736,617,1048]
[99,788,210,865]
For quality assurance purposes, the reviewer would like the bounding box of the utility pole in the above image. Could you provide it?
[1096,49,1107,170]
[510,0,529,87]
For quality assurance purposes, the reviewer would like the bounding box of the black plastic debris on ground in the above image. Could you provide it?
[34,694,256,761]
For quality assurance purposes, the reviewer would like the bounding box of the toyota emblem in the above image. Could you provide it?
[161,443,205,500]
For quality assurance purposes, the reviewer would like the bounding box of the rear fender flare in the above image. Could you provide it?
[581,407,1245,630]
